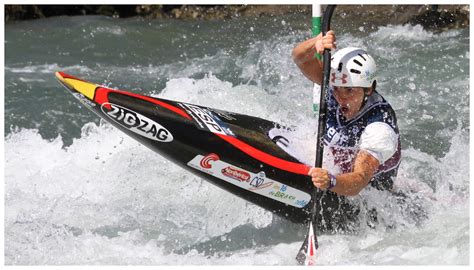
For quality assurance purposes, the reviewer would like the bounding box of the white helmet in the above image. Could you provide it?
[330,47,377,88]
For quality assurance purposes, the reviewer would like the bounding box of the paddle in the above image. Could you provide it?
[296,4,336,265]
[312,5,322,114]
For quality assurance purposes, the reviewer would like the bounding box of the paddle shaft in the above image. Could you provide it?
[314,5,336,168]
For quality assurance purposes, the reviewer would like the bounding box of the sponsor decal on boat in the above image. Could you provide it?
[248,172,274,190]
[101,103,173,142]
[221,166,251,182]
[187,154,310,208]
[210,109,237,121]
[178,103,234,136]
[200,153,220,169]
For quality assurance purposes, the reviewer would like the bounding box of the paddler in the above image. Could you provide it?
[292,30,402,231]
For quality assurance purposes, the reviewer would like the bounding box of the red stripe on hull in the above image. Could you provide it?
[94,87,192,120]
[216,133,310,175]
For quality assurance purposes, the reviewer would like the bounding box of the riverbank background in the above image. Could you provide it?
[5,4,470,31]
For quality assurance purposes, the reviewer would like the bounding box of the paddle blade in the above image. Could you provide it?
[305,222,318,265]
[295,221,319,265]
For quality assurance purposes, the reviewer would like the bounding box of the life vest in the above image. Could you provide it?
[323,89,401,191]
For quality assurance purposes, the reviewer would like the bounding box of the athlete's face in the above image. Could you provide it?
[332,86,367,120]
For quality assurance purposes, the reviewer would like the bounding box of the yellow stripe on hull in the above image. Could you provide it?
[55,72,97,100]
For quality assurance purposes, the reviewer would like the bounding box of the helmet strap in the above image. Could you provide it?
[358,81,375,111]
[359,88,370,111]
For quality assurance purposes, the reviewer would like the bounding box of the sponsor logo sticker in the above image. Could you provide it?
[211,109,237,121]
[248,172,274,190]
[187,154,310,208]
[331,72,348,84]
[178,103,234,136]
[101,103,173,142]
[221,166,251,182]
[200,153,220,169]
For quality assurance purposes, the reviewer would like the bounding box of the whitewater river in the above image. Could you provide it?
[4,12,469,265]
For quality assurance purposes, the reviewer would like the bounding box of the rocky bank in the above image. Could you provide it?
[4,5,470,30]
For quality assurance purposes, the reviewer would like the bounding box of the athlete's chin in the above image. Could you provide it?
[342,111,356,120]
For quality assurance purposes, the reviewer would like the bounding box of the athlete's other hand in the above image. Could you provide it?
[308,167,331,190]
[315,30,336,55]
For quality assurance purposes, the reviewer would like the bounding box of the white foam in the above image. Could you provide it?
[5,64,93,74]
[5,123,274,264]
[371,24,435,42]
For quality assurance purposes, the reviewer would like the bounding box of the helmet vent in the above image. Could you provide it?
[350,69,361,74]
[358,54,366,61]
[353,59,363,66]
[337,62,343,72]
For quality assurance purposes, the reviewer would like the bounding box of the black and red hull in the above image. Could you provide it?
[56,72,314,224]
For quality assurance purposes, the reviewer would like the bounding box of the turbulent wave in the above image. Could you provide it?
[4,111,468,264]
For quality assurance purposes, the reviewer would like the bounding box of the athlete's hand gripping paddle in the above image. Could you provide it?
[296,5,336,266]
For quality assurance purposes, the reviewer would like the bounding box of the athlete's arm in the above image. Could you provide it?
[292,31,336,84]
[310,122,398,196]
[309,150,379,196]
